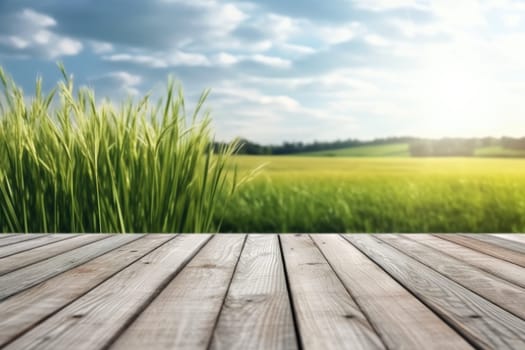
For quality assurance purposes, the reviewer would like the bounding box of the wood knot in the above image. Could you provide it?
[343,314,355,319]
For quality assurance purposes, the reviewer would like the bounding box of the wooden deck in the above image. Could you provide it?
[0,234,524,350]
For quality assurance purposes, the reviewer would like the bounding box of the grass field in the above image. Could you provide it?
[302,143,410,157]
[475,146,525,157]
[218,156,525,233]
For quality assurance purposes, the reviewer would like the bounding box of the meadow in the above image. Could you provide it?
[219,156,525,233]
[2,67,525,234]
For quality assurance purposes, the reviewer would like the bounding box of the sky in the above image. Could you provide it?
[0,0,525,144]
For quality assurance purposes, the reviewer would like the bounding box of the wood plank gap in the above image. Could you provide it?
[0,234,78,259]
[0,235,175,347]
[0,234,15,239]
[282,234,385,350]
[406,234,525,290]
[345,234,525,350]
[4,234,212,350]
[312,234,472,350]
[436,234,525,268]
[278,235,304,350]
[209,234,298,350]
[461,233,525,256]
[376,234,525,320]
[204,234,249,350]
[489,234,525,245]
[461,234,525,254]
[109,234,246,350]
[0,234,46,248]
[0,235,140,301]
[0,234,113,276]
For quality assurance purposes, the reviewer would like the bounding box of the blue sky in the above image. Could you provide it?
[1,0,524,143]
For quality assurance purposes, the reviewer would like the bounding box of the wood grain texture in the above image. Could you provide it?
[377,234,525,319]
[436,234,525,267]
[345,234,525,350]
[462,234,525,254]
[0,234,45,247]
[0,234,174,347]
[4,234,211,350]
[281,234,385,350]
[0,235,138,300]
[0,234,16,239]
[110,234,245,350]
[0,234,77,259]
[0,234,110,276]
[490,234,525,245]
[210,234,298,350]
[405,234,525,289]
[312,234,472,350]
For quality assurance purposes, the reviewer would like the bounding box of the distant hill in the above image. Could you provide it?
[300,143,410,157]
[222,136,525,157]
[475,146,525,157]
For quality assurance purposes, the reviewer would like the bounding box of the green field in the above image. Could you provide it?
[475,146,525,157]
[302,143,410,157]
[218,156,525,233]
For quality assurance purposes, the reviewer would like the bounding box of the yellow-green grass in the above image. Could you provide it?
[0,66,240,233]
[475,146,525,157]
[301,143,410,157]
[219,156,525,233]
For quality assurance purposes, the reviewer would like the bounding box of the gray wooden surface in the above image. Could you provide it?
[0,233,524,350]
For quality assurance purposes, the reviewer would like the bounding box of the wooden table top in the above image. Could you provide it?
[0,233,524,349]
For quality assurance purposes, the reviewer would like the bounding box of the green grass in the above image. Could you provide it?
[301,142,410,157]
[475,146,525,157]
[219,156,525,233]
[0,66,239,233]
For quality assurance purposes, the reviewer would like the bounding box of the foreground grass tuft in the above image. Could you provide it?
[0,66,239,233]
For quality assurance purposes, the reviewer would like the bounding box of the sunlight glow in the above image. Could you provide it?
[414,46,498,137]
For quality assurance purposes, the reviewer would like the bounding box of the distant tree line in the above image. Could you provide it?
[213,136,525,156]
[409,138,476,157]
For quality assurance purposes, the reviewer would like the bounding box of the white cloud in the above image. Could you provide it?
[104,54,168,68]
[365,34,390,47]
[215,86,300,111]
[20,8,56,27]
[104,50,210,68]
[0,8,82,58]
[249,54,291,68]
[108,71,142,86]
[214,52,240,66]
[90,41,114,54]
[353,0,430,11]
[91,71,142,96]
[317,23,361,44]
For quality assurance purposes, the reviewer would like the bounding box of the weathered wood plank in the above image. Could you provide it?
[436,234,525,267]
[4,234,211,350]
[345,234,525,350]
[377,234,525,319]
[311,234,471,350]
[490,234,525,245]
[0,234,111,276]
[110,234,245,350]
[0,234,15,239]
[210,234,298,350]
[405,234,525,289]
[0,234,174,347]
[0,234,77,259]
[0,235,139,300]
[281,234,385,350]
[0,234,45,247]
[462,234,525,254]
